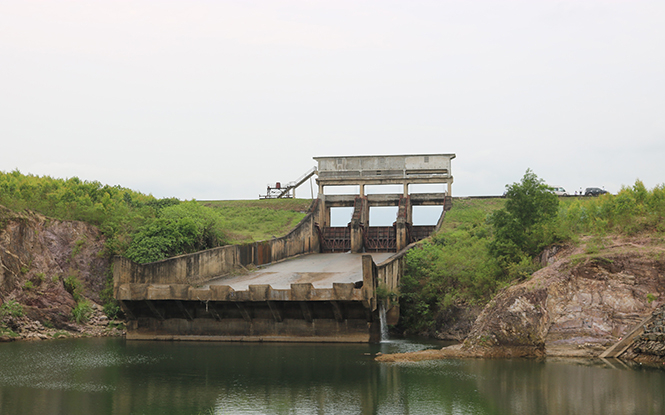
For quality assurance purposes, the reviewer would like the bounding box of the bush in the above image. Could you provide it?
[63,275,83,302]
[559,181,665,235]
[0,300,24,318]
[399,205,503,334]
[71,301,93,324]
[103,302,122,320]
[125,201,229,263]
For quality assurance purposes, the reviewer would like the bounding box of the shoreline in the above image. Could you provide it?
[375,342,665,364]
[0,302,124,342]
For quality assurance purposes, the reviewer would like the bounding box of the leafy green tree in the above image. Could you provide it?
[488,169,559,271]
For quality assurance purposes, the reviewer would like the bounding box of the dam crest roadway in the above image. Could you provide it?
[205,253,393,291]
[113,154,455,342]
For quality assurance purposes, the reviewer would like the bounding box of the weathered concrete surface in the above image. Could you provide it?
[115,252,403,343]
[315,154,455,194]
[206,253,392,290]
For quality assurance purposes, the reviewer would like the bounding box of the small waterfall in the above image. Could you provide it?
[379,302,389,342]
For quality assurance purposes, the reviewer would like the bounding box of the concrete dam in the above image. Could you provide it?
[113,154,455,342]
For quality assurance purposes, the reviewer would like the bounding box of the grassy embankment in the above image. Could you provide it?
[399,181,665,336]
[200,199,312,243]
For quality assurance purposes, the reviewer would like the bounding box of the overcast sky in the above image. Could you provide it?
[1,0,663,201]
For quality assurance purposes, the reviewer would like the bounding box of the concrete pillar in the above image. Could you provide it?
[406,200,413,224]
[447,180,452,196]
[350,221,363,253]
[403,182,409,196]
[361,255,376,312]
[317,195,327,226]
[324,207,331,227]
[396,196,411,251]
[396,218,408,251]
[350,197,366,253]
[359,183,365,196]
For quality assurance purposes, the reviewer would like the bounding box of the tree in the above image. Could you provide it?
[489,169,559,271]
[124,201,228,264]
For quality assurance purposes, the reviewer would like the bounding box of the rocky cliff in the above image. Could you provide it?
[461,237,665,358]
[378,236,665,362]
[0,205,121,340]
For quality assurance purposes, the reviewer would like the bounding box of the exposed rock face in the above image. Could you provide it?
[0,205,117,338]
[377,238,665,362]
[461,238,665,358]
[432,305,483,341]
[463,285,549,357]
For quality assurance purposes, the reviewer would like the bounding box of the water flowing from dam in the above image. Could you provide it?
[379,302,389,342]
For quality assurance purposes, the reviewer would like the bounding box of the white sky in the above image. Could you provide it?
[1,0,664,200]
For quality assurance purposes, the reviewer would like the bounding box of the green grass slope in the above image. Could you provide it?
[400,180,665,337]
[200,199,313,243]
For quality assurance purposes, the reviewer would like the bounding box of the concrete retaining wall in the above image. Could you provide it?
[114,200,321,288]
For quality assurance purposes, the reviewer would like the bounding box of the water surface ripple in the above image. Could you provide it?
[0,338,662,414]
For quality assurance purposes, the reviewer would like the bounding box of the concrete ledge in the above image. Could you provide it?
[117,283,364,302]
[126,333,370,343]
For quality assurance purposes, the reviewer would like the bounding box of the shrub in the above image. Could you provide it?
[400,210,503,334]
[125,201,229,263]
[0,300,25,318]
[559,181,665,235]
[103,302,122,320]
[63,275,83,302]
[71,301,93,324]
[376,283,397,302]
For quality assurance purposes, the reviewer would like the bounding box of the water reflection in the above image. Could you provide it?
[0,338,663,415]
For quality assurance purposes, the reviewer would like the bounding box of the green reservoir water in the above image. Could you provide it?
[0,337,663,415]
